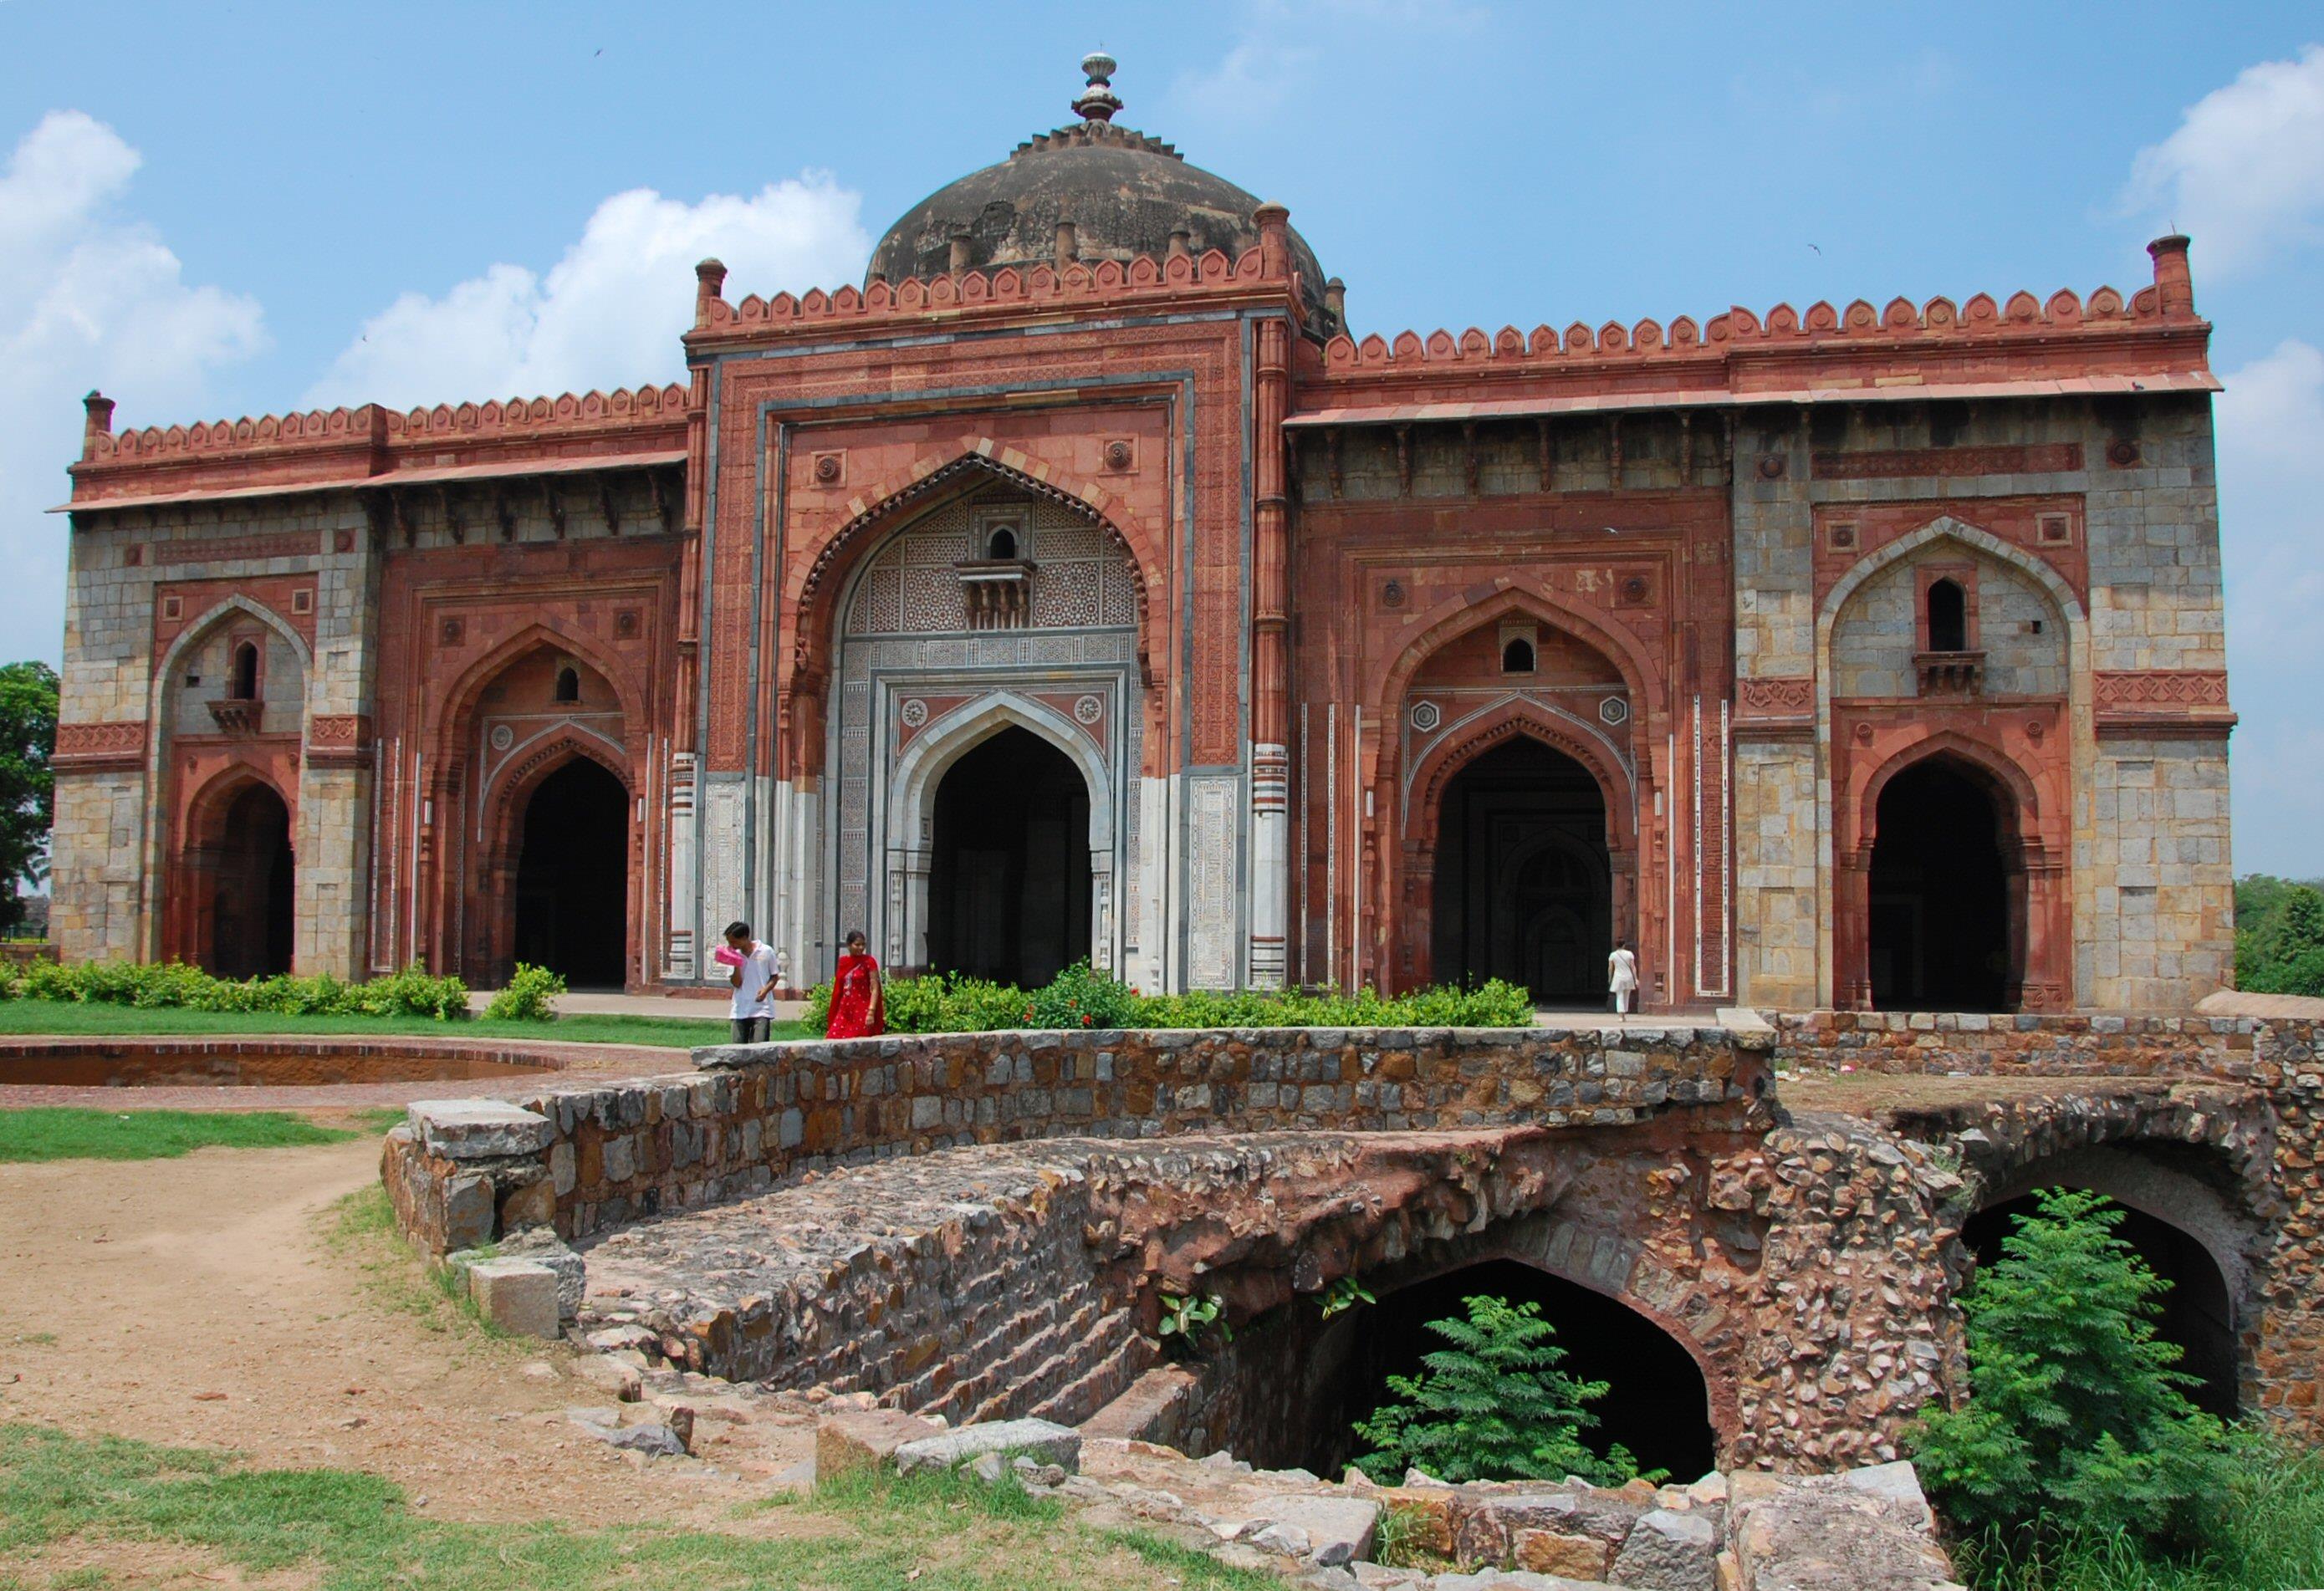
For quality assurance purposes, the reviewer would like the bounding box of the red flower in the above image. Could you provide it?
[1081,1014,1093,1026]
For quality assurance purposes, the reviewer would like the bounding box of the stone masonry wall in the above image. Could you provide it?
[2255,1020,2324,1434]
[382,1024,1765,1255]
[1772,1009,2255,1078]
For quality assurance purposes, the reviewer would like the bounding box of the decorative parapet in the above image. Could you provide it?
[2093,669,2236,738]
[66,383,692,514]
[51,719,146,773]
[687,246,1291,345]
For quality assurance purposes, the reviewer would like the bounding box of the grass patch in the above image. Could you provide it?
[0,1423,1290,1589]
[0,998,810,1050]
[1954,1432,2324,1590]
[320,1186,511,1347]
[0,1108,359,1163]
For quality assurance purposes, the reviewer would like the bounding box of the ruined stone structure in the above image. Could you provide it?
[50,55,2234,1012]
[382,1012,2324,1472]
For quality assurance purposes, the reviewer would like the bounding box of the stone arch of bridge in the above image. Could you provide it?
[1969,1140,2265,1419]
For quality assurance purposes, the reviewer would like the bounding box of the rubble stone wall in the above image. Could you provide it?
[1773,1009,2255,1078]
[381,1024,1765,1253]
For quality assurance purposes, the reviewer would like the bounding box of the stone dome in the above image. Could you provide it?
[866,54,1335,334]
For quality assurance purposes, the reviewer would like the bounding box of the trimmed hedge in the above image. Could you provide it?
[802,960,1539,1034]
[2,959,472,1021]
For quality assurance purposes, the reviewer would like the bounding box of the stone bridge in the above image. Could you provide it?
[381,1012,2324,1472]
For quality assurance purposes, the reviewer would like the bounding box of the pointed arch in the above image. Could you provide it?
[426,619,647,764]
[1404,696,1637,852]
[1818,514,2085,634]
[789,444,1159,693]
[1846,729,2050,861]
[889,691,1112,854]
[1375,583,1658,739]
[146,594,313,725]
[879,690,1120,979]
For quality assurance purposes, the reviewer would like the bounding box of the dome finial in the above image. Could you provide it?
[1075,51,1121,122]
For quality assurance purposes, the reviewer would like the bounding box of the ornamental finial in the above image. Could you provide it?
[1075,51,1121,122]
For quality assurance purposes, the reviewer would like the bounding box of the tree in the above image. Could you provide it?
[0,661,58,936]
[1351,1294,1647,1486]
[2243,881,2324,997]
[1910,1188,2230,1548]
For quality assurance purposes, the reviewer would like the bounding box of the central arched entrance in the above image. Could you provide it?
[1432,737,1611,1004]
[205,781,294,979]
[928,727,1091,987]
[512,758,629,988]
[1869,757,2015,1010]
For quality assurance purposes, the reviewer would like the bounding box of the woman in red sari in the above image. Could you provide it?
[825,930,886,1039]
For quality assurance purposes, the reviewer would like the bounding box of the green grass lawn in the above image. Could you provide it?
[0,998,810,1051]
[0,1423,1282,1591]
[0,1108,360,1163]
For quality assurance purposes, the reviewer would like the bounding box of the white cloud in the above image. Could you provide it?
[2218,339,2324,875]
[304,178,870,410]
[2127,43,2324,277]
[0,111,267,666]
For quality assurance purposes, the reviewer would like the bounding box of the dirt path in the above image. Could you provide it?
[0,1136,812,1526]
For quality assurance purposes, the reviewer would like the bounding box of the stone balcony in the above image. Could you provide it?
[206,697,263,733]
[1913,650,1984,696]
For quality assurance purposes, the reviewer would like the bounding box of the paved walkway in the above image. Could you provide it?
[466,989,810,1021]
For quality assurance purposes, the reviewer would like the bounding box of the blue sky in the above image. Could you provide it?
[4,2,2321,873]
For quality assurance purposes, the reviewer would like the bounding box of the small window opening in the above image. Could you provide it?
[1502,637,1536,675]
[229,641,259,701]
[2030,619,2044,635]
[986,526,1019,560]
[554,665,580,705]
[1927,579,1968,653]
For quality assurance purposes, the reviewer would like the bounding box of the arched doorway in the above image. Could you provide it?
[1269,1257,1716,1480]
[206,782,294,979]
[1869,757,2015,1010]
[1965,1192,2238,1418]
[512,758,629,988]
[1432,737,1611,1004]
[927,727,1091,987]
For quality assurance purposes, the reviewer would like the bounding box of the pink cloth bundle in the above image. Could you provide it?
[712,945,744,969]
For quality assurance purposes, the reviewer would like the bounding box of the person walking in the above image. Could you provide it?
[1607,937,1639,1016]
[722,920,779,1044]
[826,929,887,1039]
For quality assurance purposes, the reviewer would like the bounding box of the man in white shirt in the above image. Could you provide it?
[724,920,779,1043]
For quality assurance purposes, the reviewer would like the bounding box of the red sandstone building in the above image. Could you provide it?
[49,58,2235,1012]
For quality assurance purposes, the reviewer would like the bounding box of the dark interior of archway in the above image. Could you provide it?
[1432,737,1610,1006]
[207,783,294,979]
[1869,758,2014,1011]
[1287,1258,1716,1481]
[1965,1194,2238,1419]
[929,727,1090,987]
[513,758,629,989]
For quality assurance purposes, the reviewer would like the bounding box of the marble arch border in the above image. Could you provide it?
[878,690,1121,977]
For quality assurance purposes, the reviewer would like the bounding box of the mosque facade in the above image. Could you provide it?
[47,58,2236,1012]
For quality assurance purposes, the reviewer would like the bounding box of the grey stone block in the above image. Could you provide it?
[1610,1507,1719,1591]
[409,1099,553,1160]
[893,1417,1080,1476]
[466,1258,560,1339]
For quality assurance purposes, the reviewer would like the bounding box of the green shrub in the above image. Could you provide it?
[0,959,471,1020]
[1351,1293,1647,1486]
[1910,1188,2232,1551]
[822,966,1538,1035]
[482,962,564,1022]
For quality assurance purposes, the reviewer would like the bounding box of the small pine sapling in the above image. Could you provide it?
[1351,1294,1648,1486]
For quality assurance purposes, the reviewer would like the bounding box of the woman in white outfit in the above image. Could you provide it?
[1607,938,1639,1015]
